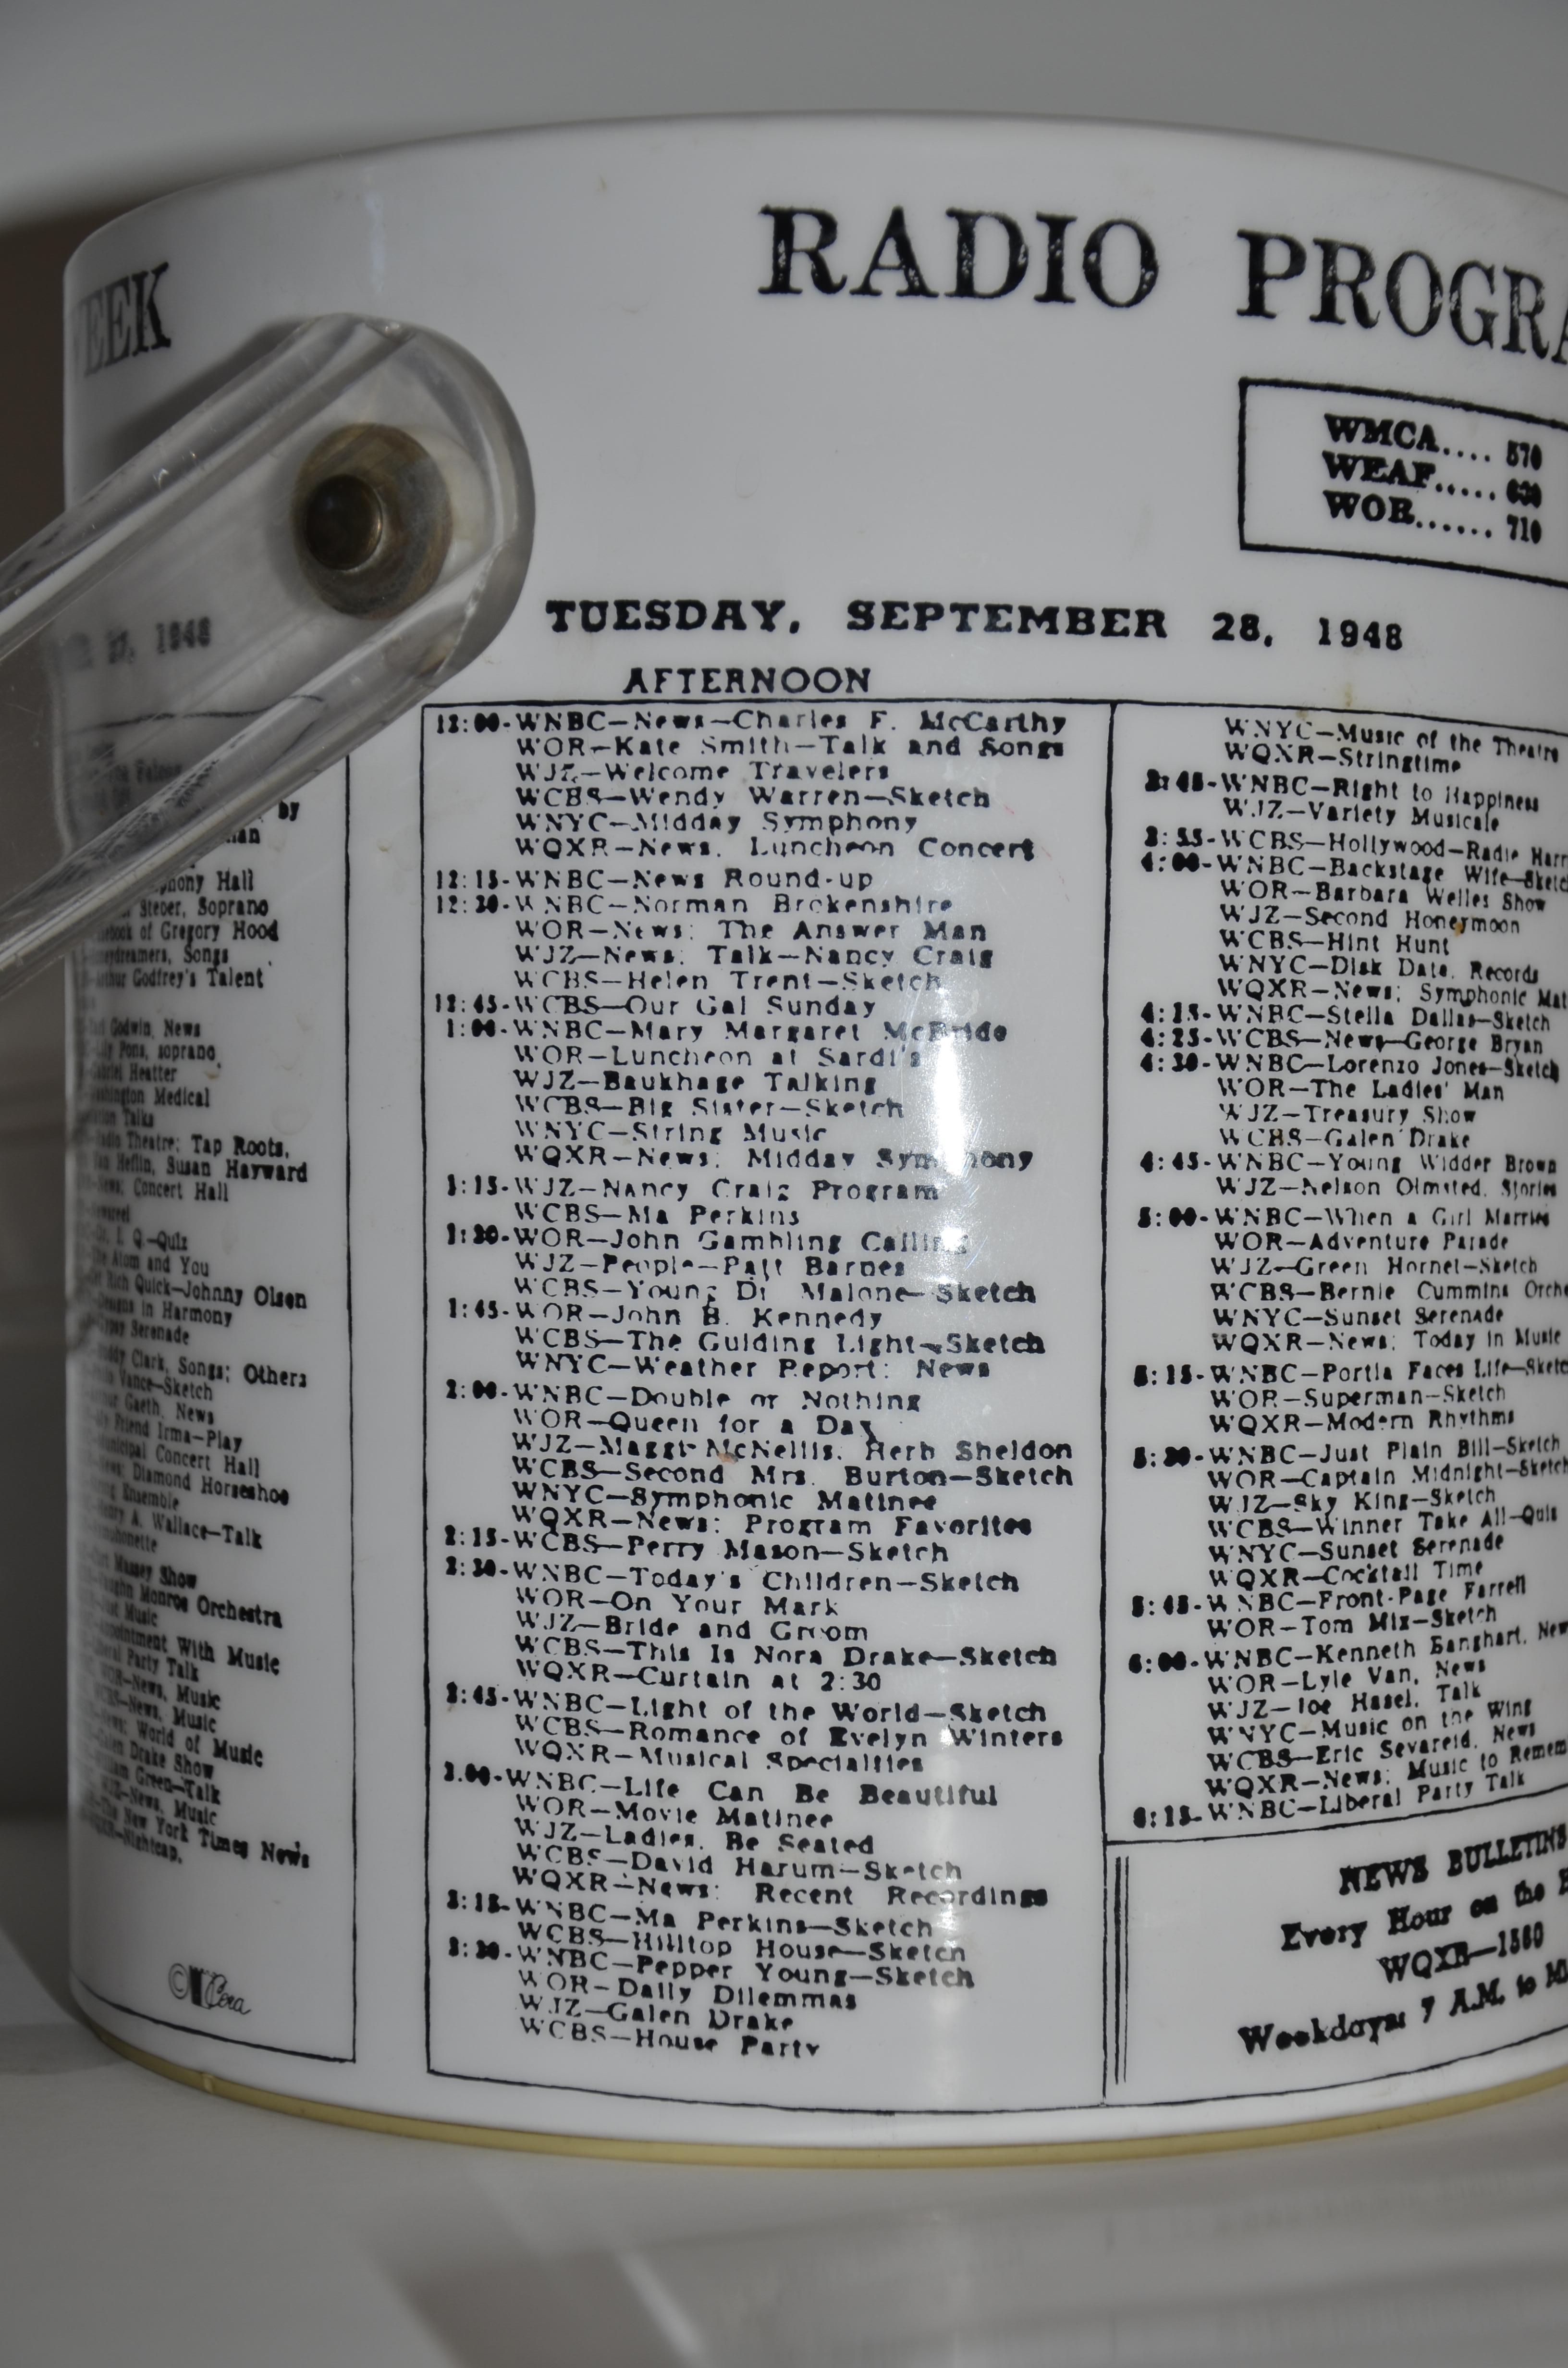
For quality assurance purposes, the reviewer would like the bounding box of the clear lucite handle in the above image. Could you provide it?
[0,314,532,995]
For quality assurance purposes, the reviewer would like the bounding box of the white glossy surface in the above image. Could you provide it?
[64,116,1568,2150]
[6,1814,1568,2365]
[4,2,1568,2354]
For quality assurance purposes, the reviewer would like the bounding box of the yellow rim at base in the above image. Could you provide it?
[89,2023,1568,2167]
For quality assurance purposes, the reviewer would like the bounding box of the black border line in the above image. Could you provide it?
[1098,704,1116,2098]
[1109,1855,1124,2091]
[419,712,433,2076]
[1238,376,1568,593]
[1120,1855,1132,2083]
[1111,1852,1132,2087]
[428,690,1568,745]
[417,2000,1568,2117]
[74,1972,355,2062]
[70,1948,1568,2107]
[344,756,358,2061]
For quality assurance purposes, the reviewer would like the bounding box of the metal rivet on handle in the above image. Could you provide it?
[291,423,453,618]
